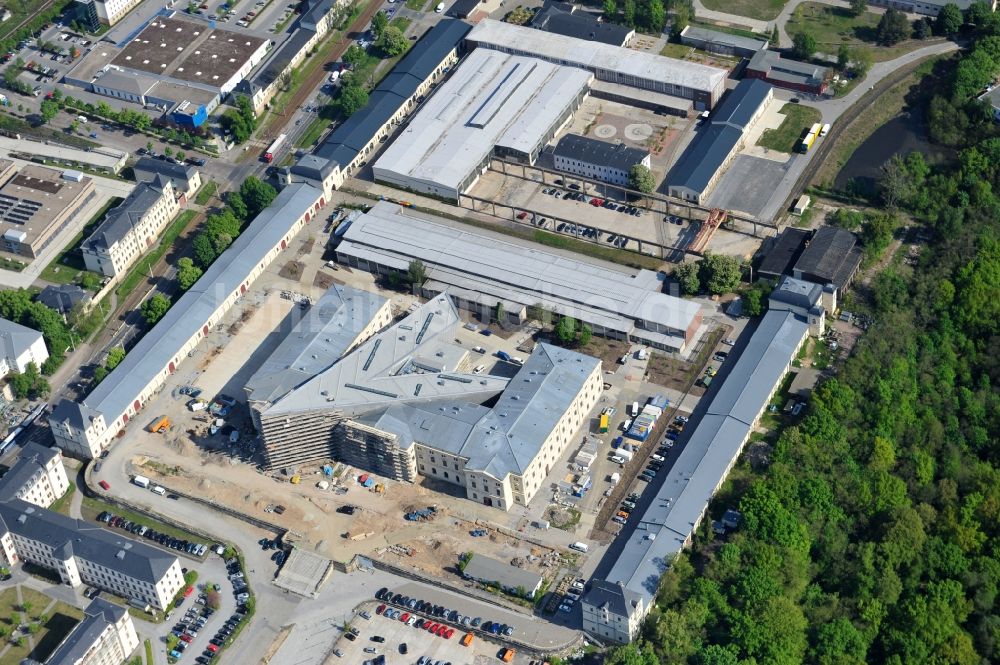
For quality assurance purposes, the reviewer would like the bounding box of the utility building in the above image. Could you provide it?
[553,134,651,186]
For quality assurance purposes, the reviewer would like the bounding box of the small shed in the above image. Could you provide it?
[792,194,811,216]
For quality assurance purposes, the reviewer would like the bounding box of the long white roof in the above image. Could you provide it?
[373,49,592,194]
[337,203,701,335]
[467,19,726,94]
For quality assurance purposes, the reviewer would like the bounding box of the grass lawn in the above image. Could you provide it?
[296,115,331,149]
[48,481,76,516]
[701,0,787,21]
[660,42,694,59]
[405,0,427,9]
[194,181,218,206]
[0,586,83,665]
[115,209,198,299]
[757,103,823,153]
[785,3,930,62]
[80,494,207,545]
[389,16,411,32]
[39,197,121,286]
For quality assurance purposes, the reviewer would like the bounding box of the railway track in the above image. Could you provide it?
[780,53,945,213]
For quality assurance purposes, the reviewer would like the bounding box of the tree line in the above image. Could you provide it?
[605,24,1000,665]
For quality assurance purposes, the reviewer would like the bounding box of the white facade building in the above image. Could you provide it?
[81,177,180,278]
[0,318,49,378]
[92,0,142,26]
[552,134,651,187]
[0,444,184,611]
[45,597,140,665]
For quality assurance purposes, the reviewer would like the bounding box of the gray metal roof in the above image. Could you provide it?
[757,227,810,277]
[0,317,44,367]
[597,310,809,610]
[244,284,388,408]
[554,134,649,172]
[585,579,643,616]
[295,19,470,177]
[679,25,767,54]
[769,275,822,311]
[462,553,543,590]
[51,183,323,434]
[45,598,128,665]
[666,123,741,196]
[531,5,634,46]
[794,226,858,283]
[748,50,828,87]
[357,341,598,479]
[37,284,89,314]
[0,443,61,503]
[82,179,170,252]
[133,157,198,186]
[373,49,592,195]
[337,202,701,335]
[710,79,772,129]
[0,499,179,583]
[467,20,726,95]
[263,294,510,419]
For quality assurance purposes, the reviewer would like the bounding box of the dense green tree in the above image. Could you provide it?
[673,262,700,295]
[646,0,666,32]
[792,32,817,60]
[177,257,203,290]
[378,26,408,57]
[39,99,58,123]
[371,10,388,38]
[671,3,690,37]
[876,8,912,45]
[239,177,277,218]
[838,43,851,70]
[407,259,426,285]
[699,253,742,294]
[339,82,369,117]
[8,362,48,399]
[850,0,867,15]
[105,346,125,371]
[555,315,577,344]
[935,3,963,35]
[192,233,217,268]
[226,191,248,222]
[628,164,655,192]
[578,324,592,346]
[603,0,617,20]
[140,294,171,325]
[623,0,636,27]
[913,17,932,39]
[343,44,366,68]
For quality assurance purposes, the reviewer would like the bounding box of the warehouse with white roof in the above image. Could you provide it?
[465,19,727,110]
[336,202,703,352]
[372,48,592,199]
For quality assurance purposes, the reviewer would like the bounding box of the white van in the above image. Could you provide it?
[631,401,640,416]
[435,1,444,11]
[151,486,166,496]
[569,541,589,553]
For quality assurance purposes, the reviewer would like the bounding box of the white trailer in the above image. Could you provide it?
[132,475,150,488]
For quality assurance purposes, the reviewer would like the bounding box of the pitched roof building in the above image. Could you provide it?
[531,3,635,46]
[0,317,49,378]
[36,285,90,315]
[41,597,140,665]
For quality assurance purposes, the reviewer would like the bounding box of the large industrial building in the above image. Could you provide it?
[667,79,773,205]
[81,176,180,278]
[335,202,703,352]
[49,182,329,459]
[290,19,472,195]
[0,444,185,611]
[244,283,392,429]
[465,19,727,110]
[582,308,810,643]
[64,15,271,126]
[757,226,863,304]
[530,3,635,46]
[372,48,592,200]
[0,162,97,259]
[259,294,603,510]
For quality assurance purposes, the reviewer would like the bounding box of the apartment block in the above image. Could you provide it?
[42,597,140,665]
[81,177,180,278]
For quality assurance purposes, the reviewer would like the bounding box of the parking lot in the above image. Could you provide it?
[328,580,577,664]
